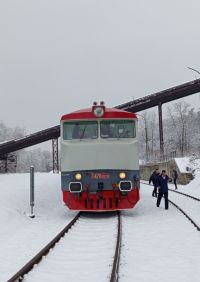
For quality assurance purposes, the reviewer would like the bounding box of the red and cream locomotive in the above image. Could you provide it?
[60,102,140,211]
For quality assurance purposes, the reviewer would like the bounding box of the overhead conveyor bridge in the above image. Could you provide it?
[0,78,200,158]
[116,78,200,112]
[0,126,60,157]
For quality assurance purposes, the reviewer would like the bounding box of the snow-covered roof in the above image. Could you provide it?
[175,157,200,173]
[175,157,191,173]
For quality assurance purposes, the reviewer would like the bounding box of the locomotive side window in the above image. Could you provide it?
[63,121,98,140]
[100,120,135,138]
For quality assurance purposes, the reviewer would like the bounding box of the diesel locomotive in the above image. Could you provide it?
[60,102,140,211]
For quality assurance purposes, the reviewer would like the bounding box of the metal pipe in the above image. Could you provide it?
[30,166,35,218]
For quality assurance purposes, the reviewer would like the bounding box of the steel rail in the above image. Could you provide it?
[168,188,200,202]
[168,199,200,231]
[110,211,122,282]
[7,212,81,282]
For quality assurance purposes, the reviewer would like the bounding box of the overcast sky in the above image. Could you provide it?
[0,0,200,134]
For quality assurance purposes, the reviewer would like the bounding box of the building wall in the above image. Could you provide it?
[140,159,193,185]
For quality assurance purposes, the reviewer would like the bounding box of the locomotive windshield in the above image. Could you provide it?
[63,119,135,140]
[100,120,135,138]
[63,121,98,140]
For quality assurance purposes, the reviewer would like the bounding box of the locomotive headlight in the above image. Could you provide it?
[119,172,126,179]
[93,106,105,117]
[75,173,82,180]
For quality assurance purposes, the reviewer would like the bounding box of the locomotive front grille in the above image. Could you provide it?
[83,198,106,209]
[83,197,120,210]
[97,199,100,209]
[109,198,112,208]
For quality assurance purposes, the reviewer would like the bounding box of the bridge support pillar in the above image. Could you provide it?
[158,102,164,160]
[52,139,59,173]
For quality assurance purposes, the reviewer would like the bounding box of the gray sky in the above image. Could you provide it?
[0,0,200,134]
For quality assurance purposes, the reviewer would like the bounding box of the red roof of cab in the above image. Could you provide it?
[61,107,137,121]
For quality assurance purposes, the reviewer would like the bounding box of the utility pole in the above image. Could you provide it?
[138,114,149,163]
[52,138,59,173]
[158,102,164,160]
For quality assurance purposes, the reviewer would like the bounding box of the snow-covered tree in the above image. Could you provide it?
[0,121,53,172]
[138,102,200,162]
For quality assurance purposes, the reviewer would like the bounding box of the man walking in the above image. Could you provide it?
[149,169,160,197]
[157,170,169,210]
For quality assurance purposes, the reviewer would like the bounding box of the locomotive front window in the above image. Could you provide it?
[100,120,135,138]
[63,121,98,140]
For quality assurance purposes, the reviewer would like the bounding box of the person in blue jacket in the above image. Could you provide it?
[157,170,169,210]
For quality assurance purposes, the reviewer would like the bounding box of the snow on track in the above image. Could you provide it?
[23,213,117,282]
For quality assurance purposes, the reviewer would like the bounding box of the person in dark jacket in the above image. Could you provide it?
[172,169,178,190]
[149,169,160,197]
[157,170,169,210]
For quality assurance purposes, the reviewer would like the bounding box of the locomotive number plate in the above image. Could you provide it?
[91,173,110,179]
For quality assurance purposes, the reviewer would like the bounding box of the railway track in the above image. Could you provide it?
[168,188,200,202]
[7,212,121,282]
[168,199,200,231]
[141,181,200,232]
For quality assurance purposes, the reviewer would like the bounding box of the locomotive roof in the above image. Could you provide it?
[61,107,137,121]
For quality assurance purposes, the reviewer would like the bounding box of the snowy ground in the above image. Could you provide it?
[120,181,200,282]
[0,171,200,282]
[0,173,76,282]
